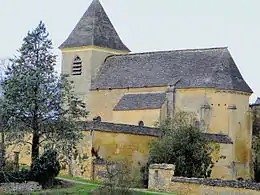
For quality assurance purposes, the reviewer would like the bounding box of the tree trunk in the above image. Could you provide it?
[31,132,40,163]
[0,131,5,170]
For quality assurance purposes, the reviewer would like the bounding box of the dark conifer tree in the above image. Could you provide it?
[2,21,88,163]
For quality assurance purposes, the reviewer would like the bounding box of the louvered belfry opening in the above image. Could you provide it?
[72,56,82,75]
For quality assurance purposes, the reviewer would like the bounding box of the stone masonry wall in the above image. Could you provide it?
[0,182,42,194]
[148,164,175,191]
[148,164,260,195]
[92,159,117,181]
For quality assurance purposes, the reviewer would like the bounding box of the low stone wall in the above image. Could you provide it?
[148,164,175,191]
[92,159,117,181]
[0,182,42,194]
[148,164,260,195]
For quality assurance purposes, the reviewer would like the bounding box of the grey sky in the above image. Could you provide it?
[0,0,259,102]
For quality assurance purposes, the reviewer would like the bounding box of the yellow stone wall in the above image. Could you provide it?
[61,46,127,106]
[6,142,31,167]
[112,109,160,127]
[148,164,175,191]
[149,163,260,195]
[92,131,156,166]
[10,87,252,180]
[87,87,252,179]
[210,143,233,180]
[59,131,93,179]
[167,182,260,195]
[88,87,167,122]
[174,88,249,134]
[174,88,252,179]
[175,88,252,179]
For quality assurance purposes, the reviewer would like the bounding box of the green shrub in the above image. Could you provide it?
[0,169,32,183]
[148,112,214,178]
[30,149,61,187]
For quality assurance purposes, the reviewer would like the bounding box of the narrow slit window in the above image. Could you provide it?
[138,121,144,127]
[72,56,82,75]
[154,170,159,181]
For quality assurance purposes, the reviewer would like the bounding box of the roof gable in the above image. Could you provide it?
[59,0,130,52]
[92,47,252,93]
[113,93,166,111]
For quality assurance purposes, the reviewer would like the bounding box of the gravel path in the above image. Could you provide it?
[56,177,175,195]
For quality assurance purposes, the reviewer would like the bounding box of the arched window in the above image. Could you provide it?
[93,116,101,122]
[72,56,82,75]
[138,121,144,127]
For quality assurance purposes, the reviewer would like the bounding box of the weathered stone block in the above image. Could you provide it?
[148,163,175,191]
[0,182,42,194]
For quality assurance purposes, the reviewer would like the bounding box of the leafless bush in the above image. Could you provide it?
[92,159,142,195]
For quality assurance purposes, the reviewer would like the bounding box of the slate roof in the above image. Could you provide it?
[83,121,160,137]
[92,47,252,93]
[113,93,166,110]
[59,0,130,51]
[77,121,233,144]
[202,133,233,144]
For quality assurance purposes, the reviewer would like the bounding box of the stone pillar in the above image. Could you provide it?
[247,108,254,179]
[228,104,237,139]
[166,86,175,119]
[200,104,211,132]
[148,164,175,191]
[228,104,237,179]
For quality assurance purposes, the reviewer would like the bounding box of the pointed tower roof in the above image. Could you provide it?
[59,0,130,52]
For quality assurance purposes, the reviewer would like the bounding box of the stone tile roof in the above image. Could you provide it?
[113,92,166,111]
[83,121,160,137]
[78,121,233,144]
[202,133,233,144]
[92,47,252,93]
[59,0,130,52]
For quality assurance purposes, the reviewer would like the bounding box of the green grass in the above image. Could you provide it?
[0,184,96,195]
[58,174,101,185]
[31,183,97,195]
[29,184,171,195]
[2,183,176,195]
[57,175,177,195]
[1,175,177,195]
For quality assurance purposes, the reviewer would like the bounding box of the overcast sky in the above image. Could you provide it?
[0,0,259,102]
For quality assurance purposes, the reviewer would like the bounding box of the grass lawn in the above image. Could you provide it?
[30,183,174,195]
[56,175,177,195]
[2,176,177,195]
[57,174,101,185]
[31,183,97,195]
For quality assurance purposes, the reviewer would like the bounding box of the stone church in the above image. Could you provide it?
[58,0,253,180]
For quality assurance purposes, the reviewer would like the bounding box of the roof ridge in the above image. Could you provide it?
[91,0,97,45]
[124,92,165,95]
[59,0,130,51]
[105,47,229,60]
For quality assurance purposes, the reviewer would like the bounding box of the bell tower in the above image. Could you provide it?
[59,0,130,105]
